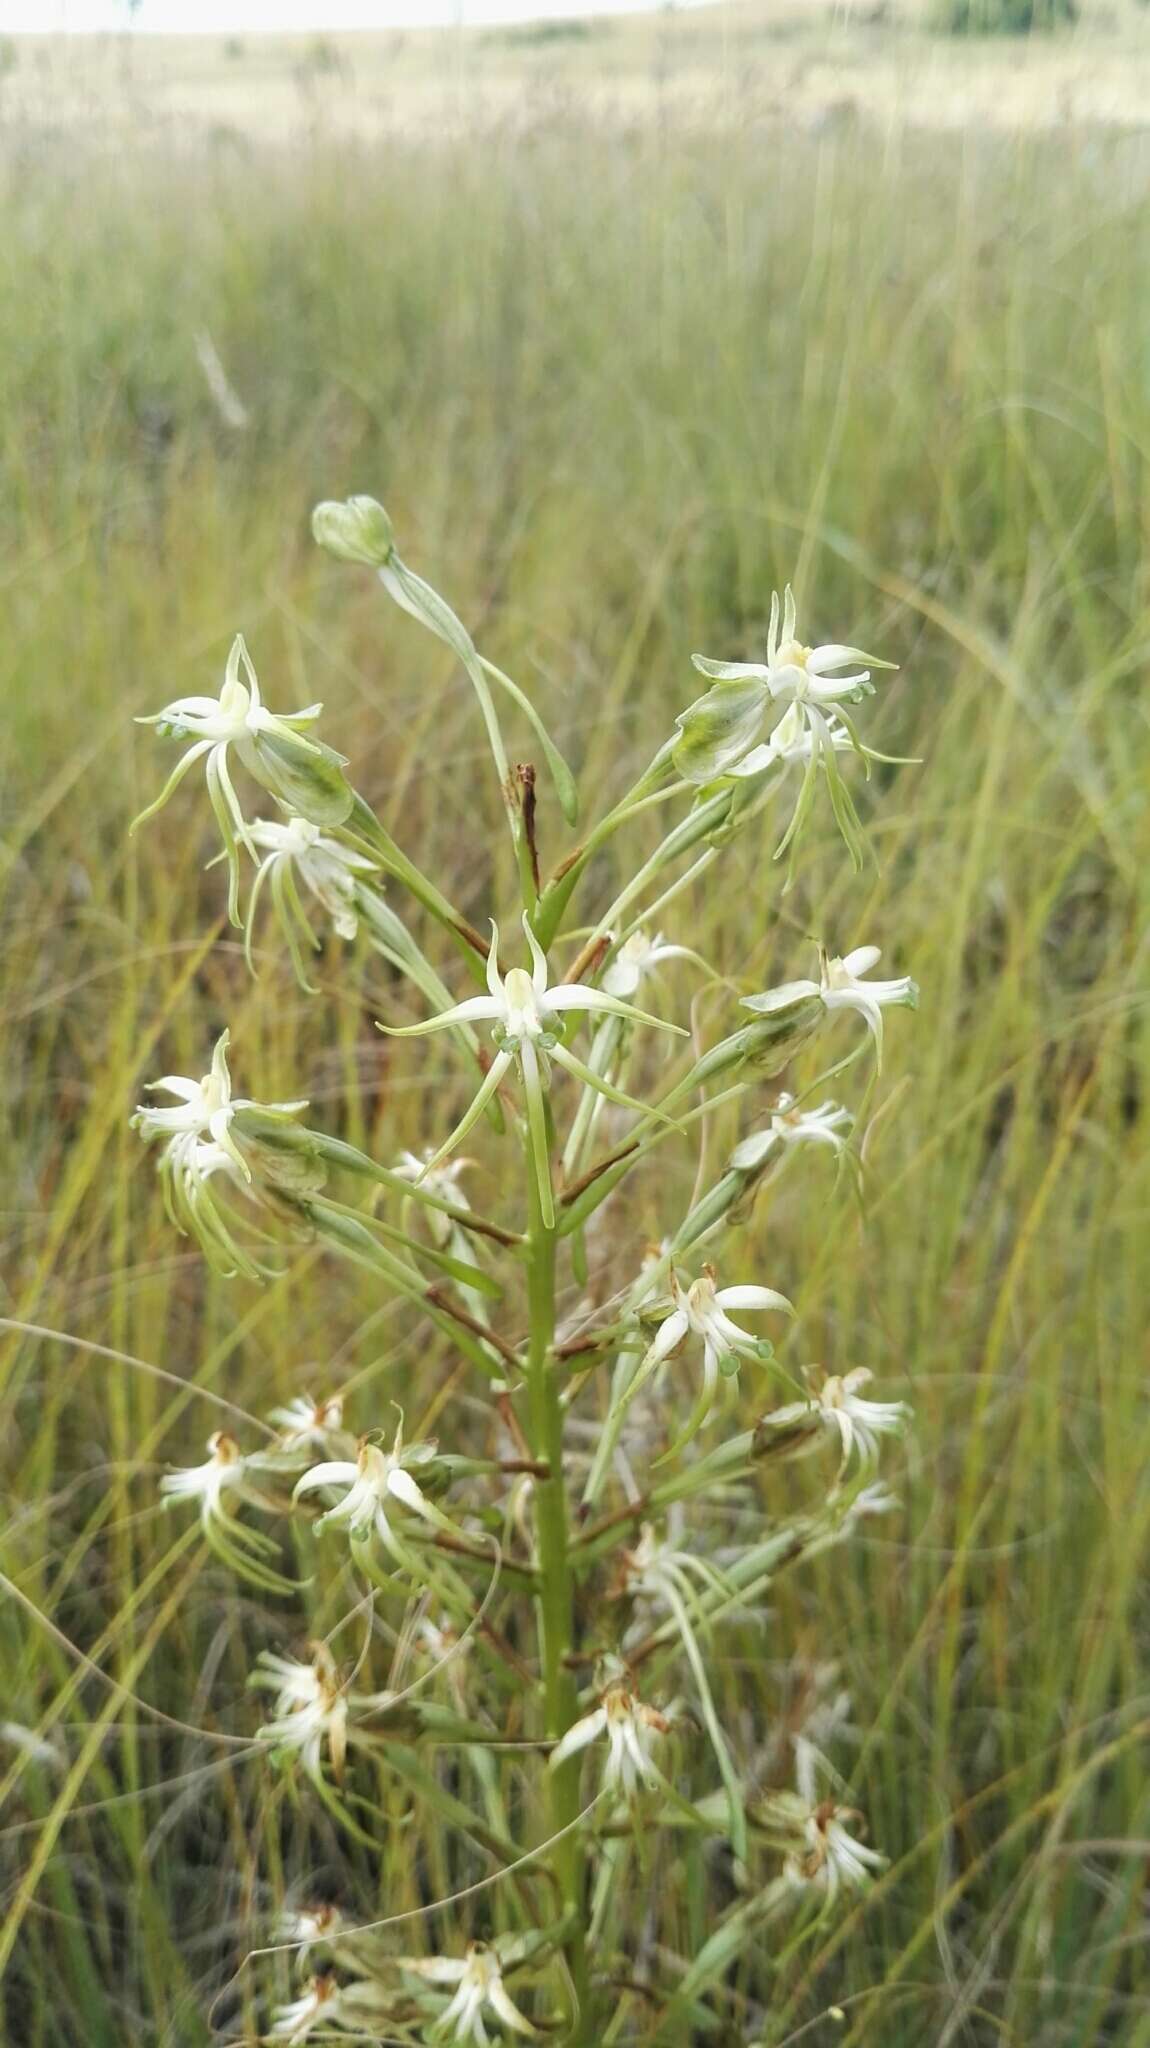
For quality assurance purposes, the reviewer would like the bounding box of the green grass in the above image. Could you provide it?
[2,92,1150,2048]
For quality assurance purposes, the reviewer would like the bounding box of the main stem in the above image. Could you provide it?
[523,1162,593,2040]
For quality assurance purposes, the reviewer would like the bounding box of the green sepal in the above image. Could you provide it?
[672,676,768,785]
[250,730,355,829]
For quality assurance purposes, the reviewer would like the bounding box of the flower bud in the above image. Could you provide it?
[311,495,395,568]
[673,674,770,785]
[673,1119,792,1250]
[676,995,825,1100]
[231,1107,329,1197]
[728,1128,777,1173]
[247,728,355,829]
[669,1169,746,1253]
[751,1408,823,1462]
[737,991,825,1074]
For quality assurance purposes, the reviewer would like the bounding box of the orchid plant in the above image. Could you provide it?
[130,494,918,2044]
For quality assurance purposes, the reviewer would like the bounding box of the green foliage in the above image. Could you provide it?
[934,0,1076,33]
[485,17,599,45]
[2,93,1150,2048]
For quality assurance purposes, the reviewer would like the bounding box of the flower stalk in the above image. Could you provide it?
[127,498,921,2044]
[521,1169,592,2035]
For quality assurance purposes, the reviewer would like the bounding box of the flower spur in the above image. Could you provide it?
[378,914,687,1228]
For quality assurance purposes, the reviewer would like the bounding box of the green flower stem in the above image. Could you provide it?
[235,1113,520,1246]
[522,1157,592,2039]
[301,1198,505,1380]
[571,1435,760,1570]
[381,556,516,812]
[553,784,732,965]
[532,783,687,950]
[531,745,681,948]
[610,845,720,956]
[346,795,492,984]
[556,1083,748,1239]
[478,656,579,825]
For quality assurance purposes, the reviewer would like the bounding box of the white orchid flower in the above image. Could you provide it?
[550,1677,672,1802]
[159,1428,255,1523]
[736,700,871,870]
[380,914,686,1228]
[602,928,711,999]
[132,634,352,920]
[157,1134,264,1278]
[252,1643,350,1782]
[394,1150,472,1237]
[132,1029,307,1277]
[675,588,901,865]
[744,945,918,1068]
[730,1094,854,1174]
[393,1149,493,1327]
[713,583,883,713]
[560,932,709,1183]
[294,1417,458,1577]
[618,1522,732,1621]
[274,1902,344,1955]
[401,1940,537,2042]
[269,1976,341,2042]
[255,1394,353,1476]
[781,1738,886,1900]
[677,584,893,784]
[159,1430,292,1591]
[243,815,378,985]
[614,1523,749,1854]
[763,1367,911,1474]
[783,1804,885,1899]
[417,1613,468,1660]
[269,1974,393,2041]
[733,699,854,779]
[830,1483,900,1539]
[647,1268,793,1385]
[622,1264,794,1458]
[134,1029,255,1179]
[416,1612,475,1711]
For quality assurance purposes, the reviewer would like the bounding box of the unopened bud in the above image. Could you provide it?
[231,1107,328,1197]
[737,991,825,1074]
[312,495,395,568]
[249,728,355,829]
[751,1409,822,1461]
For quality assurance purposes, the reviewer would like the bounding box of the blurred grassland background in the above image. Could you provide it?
[3,2,1150,2042]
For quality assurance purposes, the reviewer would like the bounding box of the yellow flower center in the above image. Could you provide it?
[775,639,811,670]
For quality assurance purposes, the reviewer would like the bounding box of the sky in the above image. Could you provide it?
[1,0,720,31]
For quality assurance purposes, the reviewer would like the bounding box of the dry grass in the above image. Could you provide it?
[5,0,1150,136]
